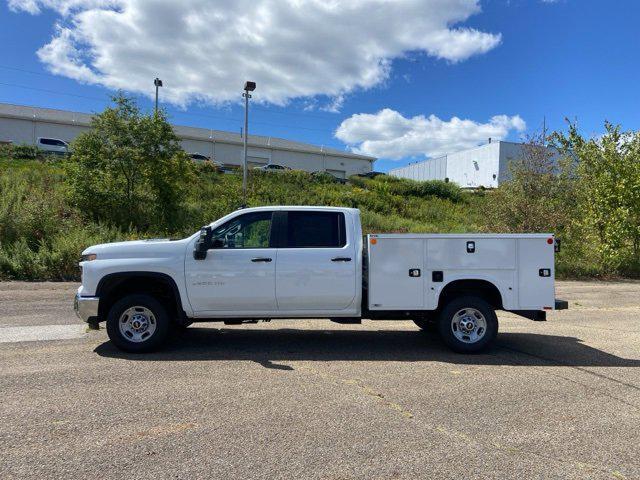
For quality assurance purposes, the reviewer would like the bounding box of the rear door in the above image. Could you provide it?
[275,211,357,311]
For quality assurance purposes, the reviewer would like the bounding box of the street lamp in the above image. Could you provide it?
[242,81,256,207]
[154,77,163,115]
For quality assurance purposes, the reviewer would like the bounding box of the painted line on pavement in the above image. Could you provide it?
[0,324,86,343]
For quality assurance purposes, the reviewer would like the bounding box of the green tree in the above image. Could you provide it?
[485,134,578,234]
[553,122,640,271]
[65,94,194,232]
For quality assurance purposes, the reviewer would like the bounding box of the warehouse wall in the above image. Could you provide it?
[388,155,447,181]
[446,142,501,188]
[0,117,34,144]
[0,105,374,176]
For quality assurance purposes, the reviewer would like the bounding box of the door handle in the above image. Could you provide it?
[251,257,272,262]
[331,257,352,262]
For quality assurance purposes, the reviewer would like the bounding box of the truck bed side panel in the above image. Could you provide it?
[367,238,425,309]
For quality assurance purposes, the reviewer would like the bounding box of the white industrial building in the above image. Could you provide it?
[388,140,559,188]
[0,103,375,178]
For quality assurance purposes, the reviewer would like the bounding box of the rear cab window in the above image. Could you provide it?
[285,211,346,248]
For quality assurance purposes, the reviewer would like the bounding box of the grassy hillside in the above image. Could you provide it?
[3,155,627,281]
[0,157,488,281]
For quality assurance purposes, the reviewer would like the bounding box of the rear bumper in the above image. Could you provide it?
[74,293,100,322]
[508,299,568,321]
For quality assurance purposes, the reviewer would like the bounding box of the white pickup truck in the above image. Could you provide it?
[75,206,567,353]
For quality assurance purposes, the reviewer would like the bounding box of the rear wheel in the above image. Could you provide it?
[106,294,170,353]
[437,296,498,353]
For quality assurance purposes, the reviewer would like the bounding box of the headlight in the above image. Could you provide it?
[80,253,97,262]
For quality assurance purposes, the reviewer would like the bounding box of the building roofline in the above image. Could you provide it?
[0,102,375,162]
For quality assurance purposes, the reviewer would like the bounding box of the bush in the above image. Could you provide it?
[65,94,195,233]
[554,122,640,272]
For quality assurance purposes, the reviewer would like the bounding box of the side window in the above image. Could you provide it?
[39,138,55,146]
[286,212,346,248]
[211,212,273,249]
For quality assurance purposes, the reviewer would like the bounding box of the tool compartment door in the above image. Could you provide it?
[367,237,424,310]
[517,237,555,309]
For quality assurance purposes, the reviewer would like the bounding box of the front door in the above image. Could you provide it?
[185,211,277,313]
[275,211,357,311]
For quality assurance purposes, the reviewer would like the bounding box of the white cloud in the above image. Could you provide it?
[8,0,501,107]
[335,108,526,159]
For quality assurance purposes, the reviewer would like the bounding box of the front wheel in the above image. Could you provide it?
[106,294,170,353]
[437,296,498,353]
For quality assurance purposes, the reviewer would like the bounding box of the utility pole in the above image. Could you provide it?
[242,81,256,207]
[154,78,163,115]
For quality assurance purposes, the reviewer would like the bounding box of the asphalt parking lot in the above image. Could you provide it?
[1,281,639,479]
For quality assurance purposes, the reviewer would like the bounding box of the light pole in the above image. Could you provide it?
[154,77,163,115]
[242,81,256,207]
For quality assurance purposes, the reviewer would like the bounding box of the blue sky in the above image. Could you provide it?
[1,0,638,171]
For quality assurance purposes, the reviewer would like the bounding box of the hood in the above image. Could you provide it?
[82,237,192,259]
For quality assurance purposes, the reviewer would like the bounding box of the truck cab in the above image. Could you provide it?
[75,206,566,354]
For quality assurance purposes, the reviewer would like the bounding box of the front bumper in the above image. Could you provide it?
[74,293,100,322]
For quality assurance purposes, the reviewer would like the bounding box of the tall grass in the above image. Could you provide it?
[1,157,482,280]
[0,156,609,280]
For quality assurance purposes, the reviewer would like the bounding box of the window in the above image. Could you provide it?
[39,138,66,146]
[286,212,346,248]
[211,212,272,249]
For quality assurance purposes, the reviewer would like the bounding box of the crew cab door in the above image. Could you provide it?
[275,211,357,311]
[185,211,277,313]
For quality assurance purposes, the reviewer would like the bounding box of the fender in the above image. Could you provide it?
[433,273,513,310]
[95,271,189,320]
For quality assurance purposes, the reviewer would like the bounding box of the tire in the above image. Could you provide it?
[437,296,498,353]
[106,294,170,353]
[413,317,437,332]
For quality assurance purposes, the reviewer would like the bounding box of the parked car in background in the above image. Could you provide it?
[355,171,385,179]
[188,153,224,171]
[254,163,291,172]
[311,171,348,184]
[36,137,69,155]
[188,153,210,162]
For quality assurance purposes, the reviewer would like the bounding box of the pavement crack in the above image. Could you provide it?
[295,365,414,419]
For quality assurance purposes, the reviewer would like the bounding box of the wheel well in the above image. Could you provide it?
[96,273,184,322]
[437,279,503,310]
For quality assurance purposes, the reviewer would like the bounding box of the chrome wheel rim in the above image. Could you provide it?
[118,306,157,343]
[451,308,487,344]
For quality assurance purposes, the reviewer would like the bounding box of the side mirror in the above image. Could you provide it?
[193,226,212,260]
